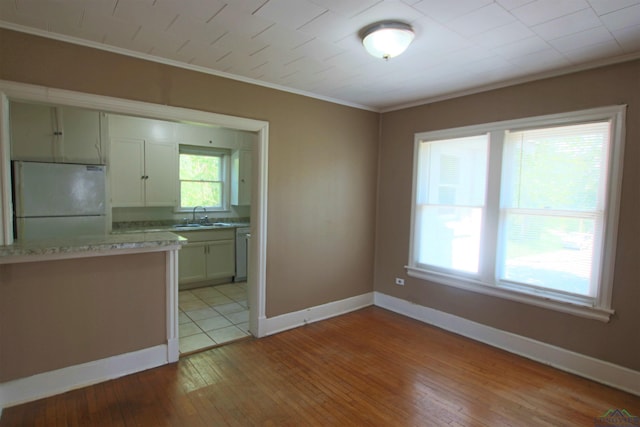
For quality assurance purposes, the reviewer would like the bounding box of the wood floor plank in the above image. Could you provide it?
[2,307,639,426]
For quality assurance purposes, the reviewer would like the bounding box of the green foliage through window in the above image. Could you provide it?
[179,152,224,209]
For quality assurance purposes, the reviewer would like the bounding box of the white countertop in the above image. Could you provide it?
[0,231,187,262]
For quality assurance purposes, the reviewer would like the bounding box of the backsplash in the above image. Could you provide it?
[112,206,250,222]
[112,206,250,231]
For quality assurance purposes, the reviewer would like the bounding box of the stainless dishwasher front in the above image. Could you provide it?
[234,227,250,282]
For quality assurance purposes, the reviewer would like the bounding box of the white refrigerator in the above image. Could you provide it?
[13,161,107,240]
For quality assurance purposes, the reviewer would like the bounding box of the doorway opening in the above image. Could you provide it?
[0,81,269,358]
[178,281,250,355]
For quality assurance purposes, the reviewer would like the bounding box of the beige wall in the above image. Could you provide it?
[0,252,166,382]
[376,60,640,371]
[0,29,379,318]
[7,27,635,377]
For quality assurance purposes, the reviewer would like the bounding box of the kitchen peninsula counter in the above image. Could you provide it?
[0,231,184,407]
[0,231,186,263]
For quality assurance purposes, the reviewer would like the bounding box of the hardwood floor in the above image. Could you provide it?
[2,307,639,426]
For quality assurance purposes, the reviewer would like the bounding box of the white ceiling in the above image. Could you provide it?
[1,0,639,111]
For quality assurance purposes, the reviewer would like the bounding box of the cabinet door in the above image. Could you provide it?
[59,106,102,164]
[179,243,207,284]
[110,138,145,207]
[144,140,177,207]
[231,149,251,206]
[10,102,58,162]
[205,239,235,280]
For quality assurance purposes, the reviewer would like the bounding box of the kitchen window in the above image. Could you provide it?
[407,106,626,321]
[178,146,230,211]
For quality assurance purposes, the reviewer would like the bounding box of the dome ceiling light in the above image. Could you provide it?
[360,21,415,60]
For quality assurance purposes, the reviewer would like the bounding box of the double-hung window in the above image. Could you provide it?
[408,106,626,321]
[179,146,230,211]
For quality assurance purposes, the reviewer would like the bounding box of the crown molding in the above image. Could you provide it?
[0,22,378,113]
[382,52,640,113]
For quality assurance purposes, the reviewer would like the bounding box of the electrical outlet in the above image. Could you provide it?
[395,278,405,286]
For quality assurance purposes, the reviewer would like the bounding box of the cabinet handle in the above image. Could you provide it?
[141,175,149,180]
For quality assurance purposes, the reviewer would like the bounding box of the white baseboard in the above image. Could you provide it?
[0,344,170,409]
[263,292,374,336]
[167,337,179,362]
[374,292,640,397]
[5,290,635,411]
[1,292,374,410]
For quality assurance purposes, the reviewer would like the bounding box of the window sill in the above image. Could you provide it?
[405,266,614,322]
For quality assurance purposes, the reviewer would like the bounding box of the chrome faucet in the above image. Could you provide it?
[192,206,207,223]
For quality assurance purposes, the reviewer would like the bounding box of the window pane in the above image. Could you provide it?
[414,134,488,274]
[179,154,220,181]
[498,121,609,297]
[500,213,595,296]
[503,122,609,211]
[416,206,483,273]
[181,181,222,208]
[417,135,488,206]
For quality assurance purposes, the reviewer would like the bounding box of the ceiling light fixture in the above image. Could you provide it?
[360,21,415,60]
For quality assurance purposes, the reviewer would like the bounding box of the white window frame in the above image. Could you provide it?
[178,145,231,212]
[407,105,626,322]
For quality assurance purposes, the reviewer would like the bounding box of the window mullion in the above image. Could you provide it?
[480,130,504,284]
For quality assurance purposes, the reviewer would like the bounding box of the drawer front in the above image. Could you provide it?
[176,228,235,242]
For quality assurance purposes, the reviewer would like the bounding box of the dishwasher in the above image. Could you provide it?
[234,227,250,282]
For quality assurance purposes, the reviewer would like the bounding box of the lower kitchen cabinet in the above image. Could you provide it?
[205,240,235,279]
[176,229,235,287]
[178,243,207,283]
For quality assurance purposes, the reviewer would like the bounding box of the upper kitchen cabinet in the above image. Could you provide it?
[60,108,106,164]
[231,149,251,206]
[10,101,104,164]
[110,138,177,207]
[231,131,255,206]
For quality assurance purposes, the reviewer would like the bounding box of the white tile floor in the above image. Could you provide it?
[178,282,250,355]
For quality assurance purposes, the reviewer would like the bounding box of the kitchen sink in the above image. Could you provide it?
[173,222,232,229]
